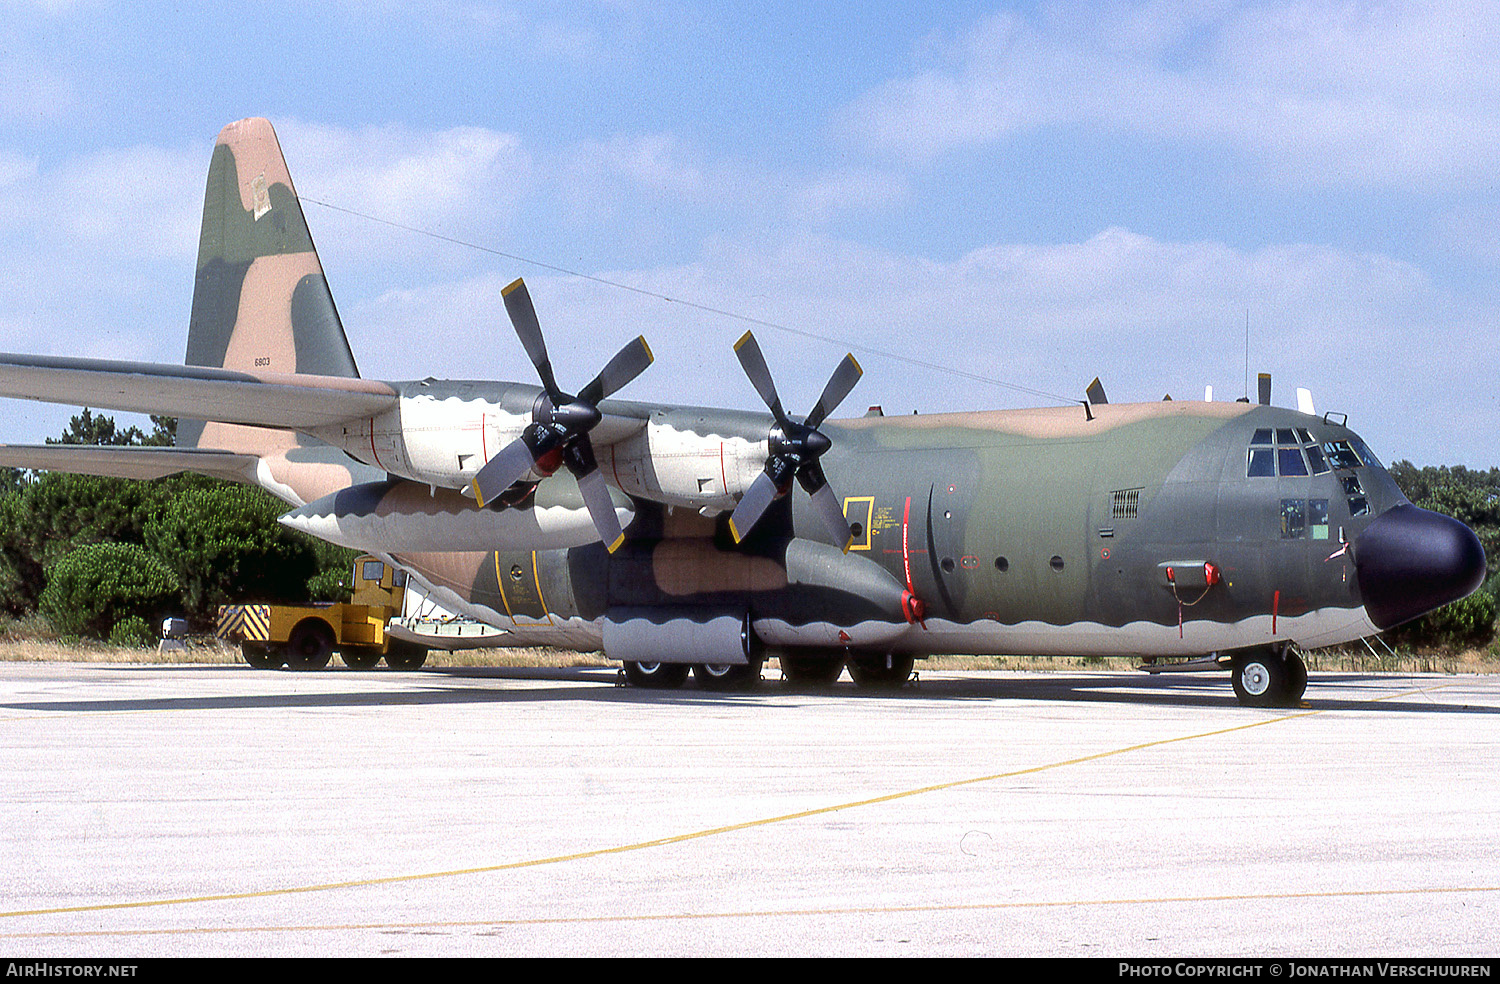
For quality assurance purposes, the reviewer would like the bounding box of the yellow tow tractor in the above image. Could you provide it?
[216,555,429,670]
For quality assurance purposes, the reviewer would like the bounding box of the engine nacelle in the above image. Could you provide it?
[280,478,634,553]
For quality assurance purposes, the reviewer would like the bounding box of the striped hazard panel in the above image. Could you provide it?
[217,604,271,642]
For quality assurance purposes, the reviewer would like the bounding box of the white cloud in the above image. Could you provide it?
[276,119,533,232]
[842,0,1500,190]
[346,225,1445,456]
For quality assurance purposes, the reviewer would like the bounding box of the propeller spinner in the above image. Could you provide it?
[471,278,653,553]
[727,331,862,551]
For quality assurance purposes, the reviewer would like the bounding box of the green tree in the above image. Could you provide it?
[39,542,179,640]
[1388,460,1499,649]
[142,483,323,620]
[0,471,175,615]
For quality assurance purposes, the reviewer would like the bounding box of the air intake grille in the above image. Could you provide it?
[1111,489,1142,520]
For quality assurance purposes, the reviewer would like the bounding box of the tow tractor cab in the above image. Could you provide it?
[1181,404,1485,704]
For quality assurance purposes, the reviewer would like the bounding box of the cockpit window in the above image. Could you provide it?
[1305,443,1329,475]
[1350,436,1382,469]
[1251,428,1273,446]
[1309,499,1330,539]
[1341,475,1363,496]
[1281,499,1306,539]
[1278,447,1309,476]
[1324,440,1362,469]
[1247,447,1276,477]
[1276,428,1298,446]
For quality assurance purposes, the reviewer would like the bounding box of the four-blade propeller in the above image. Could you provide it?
[471,278,652,553]
[727,330,862,551]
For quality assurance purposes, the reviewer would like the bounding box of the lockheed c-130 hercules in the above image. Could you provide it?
[0,118,1485,707]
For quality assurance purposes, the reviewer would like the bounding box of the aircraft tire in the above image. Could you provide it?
[779,653,845,686]
[847,653,914,689]
[342,649,382,670]
[623,661,690,689]
[384,640,428,670]
[1284,651,1308,702]
[693,658,764,691]
[285,620,335,670]
[241,642,282,670]
[1230,649,1298,707]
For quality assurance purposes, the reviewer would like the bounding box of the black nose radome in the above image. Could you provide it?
[1355,504,1487,630]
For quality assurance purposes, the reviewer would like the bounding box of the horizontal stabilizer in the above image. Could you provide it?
[0,354,398,429]
[0,444,259,482]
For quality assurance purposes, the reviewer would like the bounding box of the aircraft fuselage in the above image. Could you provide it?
[288,390,1482,665]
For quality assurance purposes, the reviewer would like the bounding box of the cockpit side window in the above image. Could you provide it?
[1248,447,1276,477]
[1324,440,1362,469]
[1350,436,1381,469]
[1305,443,1329,474]
[1280,499,1306,539]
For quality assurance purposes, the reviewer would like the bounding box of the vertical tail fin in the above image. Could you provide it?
[182,117,359,449]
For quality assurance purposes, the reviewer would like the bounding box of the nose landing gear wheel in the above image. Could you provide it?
[1230,649,1307,707]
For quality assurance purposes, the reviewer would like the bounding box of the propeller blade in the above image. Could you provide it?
[805,353,863,429]
[472,435,544,507]
[805,476,853,552]
[575,467,626,553]
[502,278,560,398]
[732,331,787,426]
[728,471,781,544]
[578,335,654,406]
[1257,372,1272,407]
[1085,377,1108,406]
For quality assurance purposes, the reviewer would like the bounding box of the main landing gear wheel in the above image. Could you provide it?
[384,640,428,670]
[847,653,914,689]
[1230,649,1307,707]
[284,621,334,670]
[693,658,764,691]
[623,661,690,689]
[779,653,845,686]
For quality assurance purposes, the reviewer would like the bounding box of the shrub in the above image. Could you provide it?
[40,542,180,640]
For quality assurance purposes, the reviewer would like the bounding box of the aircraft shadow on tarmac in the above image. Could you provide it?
[1,664,1493,716]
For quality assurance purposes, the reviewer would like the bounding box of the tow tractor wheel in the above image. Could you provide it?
[342,649,382,670]
[241,642,282,670]
[1230,648,1306,707]
[384,639,429,670]
[778,653,845,686]
[284,620,335,670]
[847,653,915,689]
[623,661,691,689]
[692,657,764,691]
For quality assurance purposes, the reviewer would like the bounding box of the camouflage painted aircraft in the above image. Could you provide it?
[0,119,1486,706]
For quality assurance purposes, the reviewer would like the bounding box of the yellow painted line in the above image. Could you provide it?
[530,550,554,625]
[0,680,1464,921]
[492,551,516,622]
[4,883,1497,939]
[0,707,1317,920]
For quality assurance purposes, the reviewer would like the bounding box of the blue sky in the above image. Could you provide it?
[0,0,1496,466]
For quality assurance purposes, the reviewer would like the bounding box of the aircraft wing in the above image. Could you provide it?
[0,444,260,482]
[0,353,398,429]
